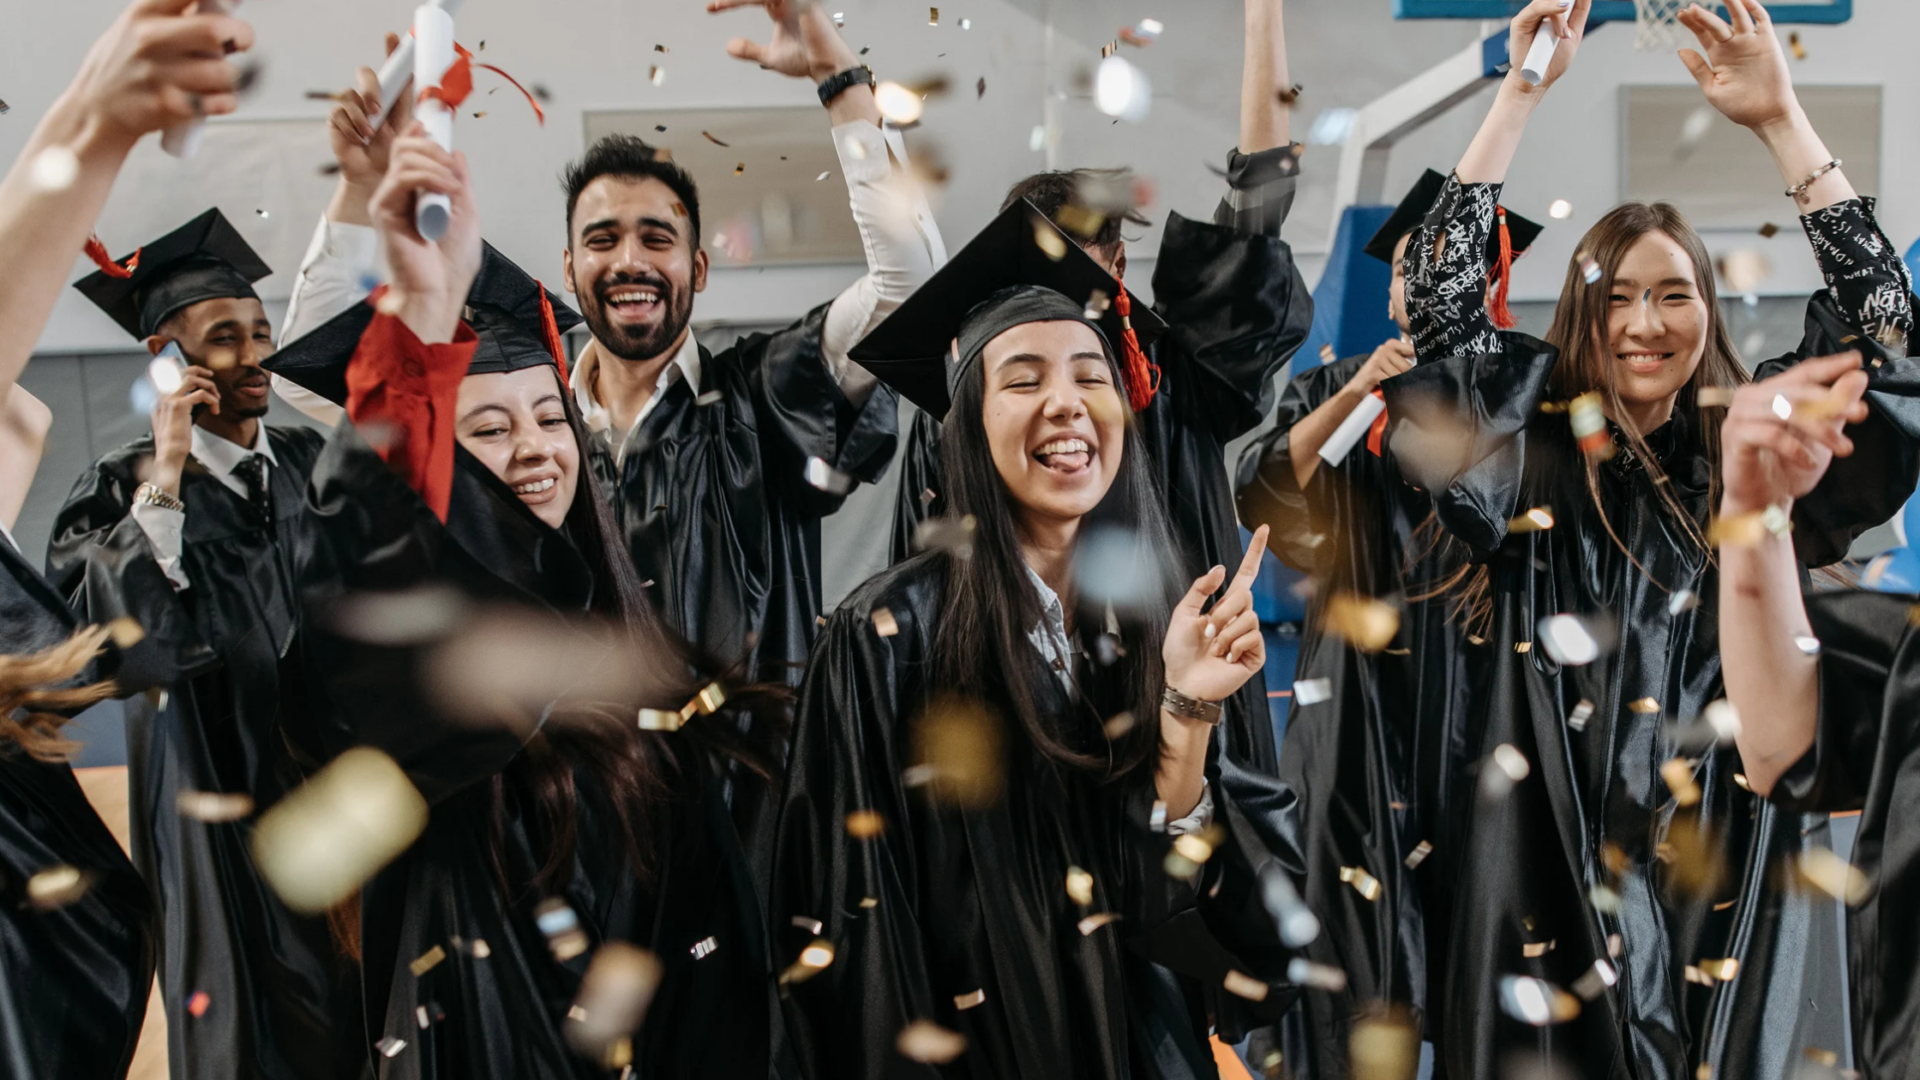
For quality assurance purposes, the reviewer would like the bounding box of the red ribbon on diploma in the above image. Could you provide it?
[418,41,545,125]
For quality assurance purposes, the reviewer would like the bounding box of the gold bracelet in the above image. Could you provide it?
[133,482,185,513]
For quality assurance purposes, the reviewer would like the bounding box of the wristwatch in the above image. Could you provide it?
[1161,685,1224,726]
[134,482,185,513]
[817,64,875,107]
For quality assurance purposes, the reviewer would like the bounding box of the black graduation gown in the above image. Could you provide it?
[1234,352,1477,1076]
[1380,310,1919,1080]
[1779,590,1920,1080]
[0,538,156,1080]
[45,426,363,1080]
[588,301,899,692]
[885,211,1314,776]
[772,554,1308,1080]
[292,424,775,1080]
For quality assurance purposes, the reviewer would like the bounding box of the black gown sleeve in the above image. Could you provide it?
[889,407,945,567]
[1404,174,1504,364]
[1771,590,1920,814]
[734,301,901,522]
[1235,354,1374,575]
[44,446,218,679]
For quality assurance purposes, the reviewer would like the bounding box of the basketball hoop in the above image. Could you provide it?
[1634,0,1688,50]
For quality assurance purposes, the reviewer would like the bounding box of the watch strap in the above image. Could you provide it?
[134,482,186,513]
[1161,685,1223,726]
[817,65,875,107]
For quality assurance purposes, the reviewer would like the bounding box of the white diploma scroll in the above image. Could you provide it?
[1519,22,1560,86]
[366,0,465,135]
[412,3,456,242]
[161,0,239,158]
[1318,391,1387,467]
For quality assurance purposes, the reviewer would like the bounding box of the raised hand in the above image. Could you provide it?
[710,0,862,83]
[1508,0,1594,93]
[1164,525,1270,705]
[370,125,482,345]
[326,34,412,224]
[1719,352,1869,516]
[1678,0,1799,133]
[62,0,256,153]
[1351,338,1416,397]
[149,364,220,496]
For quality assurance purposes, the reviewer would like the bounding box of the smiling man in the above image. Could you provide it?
[49,210,360,1080]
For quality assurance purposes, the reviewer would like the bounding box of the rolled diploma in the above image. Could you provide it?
[1318,391,1387,466]
[366,0,466,134]
[1519,22,1560,86]
[412,4,455,242]
[160,0,238,158]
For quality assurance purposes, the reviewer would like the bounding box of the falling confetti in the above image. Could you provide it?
[976,77,986,99]
[1094,54,1152,122]
[700,130,730,147]
[1788,30,1806,59]
[690,937,717,959]
[29,146,80,192]
[409,945,447,976]
[1522,939,1555,958]
[1082,288,1112,321]
[1668,590,1698,616]
[1793,635,1821,655]
[1480,743,1530,800]
[896,1020,967,1063]
[24,864,91,910]
[803,456,854,495]
[1509,507,1556,533]
[1571,959,1618,1000]
[870,608,900,638]
[1350,1008,1418,1080]
[1797,847,1869,904]
[1404,840,1432,869]
[1066,865,1094,905]
[650,67,665,86]
[1293,678,1331,706]
[1538,614,1604,666]
[959,17,971,29]
[536,898,590,961]
[187,990,212,1017]
[1548,199,1573,220]
[251,747,428,915]
[1324,592,1400,652]
[845,809,886,839]
[1288,958,1348,992]
[1102,712,1134,739]
[1758,222,1780,239]
[913,514,976,559]
[0,99,9,114]
[874,81,924,125]
[1577,250,1602,285]
[815,170,831,182]
[781,939,837,985]
[1499,975,1580,1025]
[1567,699,1595,732]
[1320,343,1338,364]
[911,697,1003,809]
[637,708,683,731]
[1340,865,1383,901]
[376,1037,407,1059]
[1076,912,1122,935]
[1223,970,1270,1001]
[1661,758,1702,806]
[953,988,985,1010]
[1570,391,1612,459]
[928,7,939,23]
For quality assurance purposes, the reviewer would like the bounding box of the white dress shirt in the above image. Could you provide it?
[128,425,280,592]
[569,332,702,467]
[1023,564,1214,835]
[271,216,383,426]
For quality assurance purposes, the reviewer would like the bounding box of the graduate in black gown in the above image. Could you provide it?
[0,2,261,1073]
[886,0,1311,778]
[49,209,365,1080]
[1233,173,1543,1075]
[267,128,783,1079]
[776,203,1309,1080]
[1715,341,1920,1080]
[1379,2,1918,1076]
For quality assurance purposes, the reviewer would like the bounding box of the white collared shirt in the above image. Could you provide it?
[570,331,702,465]
[127,425,278,592]
[1022,563,1213,835]
[271,217,382,426]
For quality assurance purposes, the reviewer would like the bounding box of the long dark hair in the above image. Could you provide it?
[930,339,1178,784]
[489,369,784,896]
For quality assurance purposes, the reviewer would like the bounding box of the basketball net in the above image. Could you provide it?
[1634,0,1688,50]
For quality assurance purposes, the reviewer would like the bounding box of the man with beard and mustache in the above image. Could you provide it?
[48,210,361,1080]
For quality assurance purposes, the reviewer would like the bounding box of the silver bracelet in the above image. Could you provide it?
[133,482,185,513]
[1785,159,1842,203]
[1161,685,1223,726]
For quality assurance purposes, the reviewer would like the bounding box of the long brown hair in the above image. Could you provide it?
[0,626,115,762]
[1546,202,1750,559]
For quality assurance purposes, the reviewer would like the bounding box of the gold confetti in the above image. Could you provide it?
[105,616,145,649]
[1628,697,1662,714]
[1066,865,1094,906]
[1102,712,1135,739]
[928,6,939,23]
[870,608,900,638]
[1223,970,1270,1001]
[1323,592,1400,652]
[1514,641,1532,653]
[952,989,985,1010]
[1081,288,1112,321]
[650,66,665,86]
[1568,699,1595,731]
[1349,1008,1417,1080]
[1797,847,1869,905]
[176,790,254,822]
[734,163,745,176]
[896,1019,967,1063]
[780,939,836,985]
[409,945,447,977]
[1805,1048,1839,1067]
[1288,957,1348,991]
[1757,222,1781,239]
[1033,220,1068,261]
[1696,386,1737,408]
[860,897,879,909]
[1661,758,1701,807]
[1571,959,1618,1000]
[1076,911,1122,935]
[376,1036,407,1058]
[637,708,683,731]
[845,809,886,839]
[563,943,663,1066]
[536,898,589,961]
[1570,391,1612,459]
[1339,865,1382,902]
[911,697,1004,809]
[1320,343,1337,363]
[1522,939,1556,958]
[1404,840,1432,869]
[26,864,92,910]
[1788,30,1806,59]
[1508,507,1556,533]
[792,915,824,935]
[252,747,427,915]
[471,111,487,119]
[701,130,730,147]
[1054,203,1108,241]
[1498,975,1581,1025]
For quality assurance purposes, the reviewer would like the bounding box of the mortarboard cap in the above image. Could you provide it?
[850,199,1167,419]
[1361,169,1544,268]
[74,209,273,339]
[265,242,581,406]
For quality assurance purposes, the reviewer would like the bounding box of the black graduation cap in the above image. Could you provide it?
[849,199,1168,418]
[1361,168,1545,267]
[264,242,582,406]
[74,209,273,339]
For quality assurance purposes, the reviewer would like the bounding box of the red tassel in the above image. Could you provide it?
[535,281,568,384]
[1365,389,1388,457]
[1110,277,1160,413]
[84,234,140,279]
[1488,207,1517,331]
[418,42,544,125]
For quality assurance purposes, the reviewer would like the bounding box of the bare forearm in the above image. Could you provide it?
[1455,79,1544,185]
[1240,0,1290,154]
[1755,111,1855,213]
[1155,712,1211,820]
[326,179,379,228]
[0,98,134,397]
[1286,382,1374,489]
[1717,500,1819,795]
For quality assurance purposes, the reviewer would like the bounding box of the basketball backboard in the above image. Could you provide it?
[1392,0,1850,23]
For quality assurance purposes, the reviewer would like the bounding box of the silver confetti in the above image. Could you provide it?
[1292,678,1331,706]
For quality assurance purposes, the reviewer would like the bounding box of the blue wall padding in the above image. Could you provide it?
[1296,204,1398,368]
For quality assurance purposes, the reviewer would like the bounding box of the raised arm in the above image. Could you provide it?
[1240,0,1290,155]
[712,0,947,404]
[1718,352,1869,794]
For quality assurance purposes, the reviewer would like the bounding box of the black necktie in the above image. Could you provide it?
[232,455,272,521]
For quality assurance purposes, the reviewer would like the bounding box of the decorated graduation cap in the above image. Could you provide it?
[264,241,581,405]
[74,209,273,339]
[1363,168,1545,330]
[850,199,1168,419]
